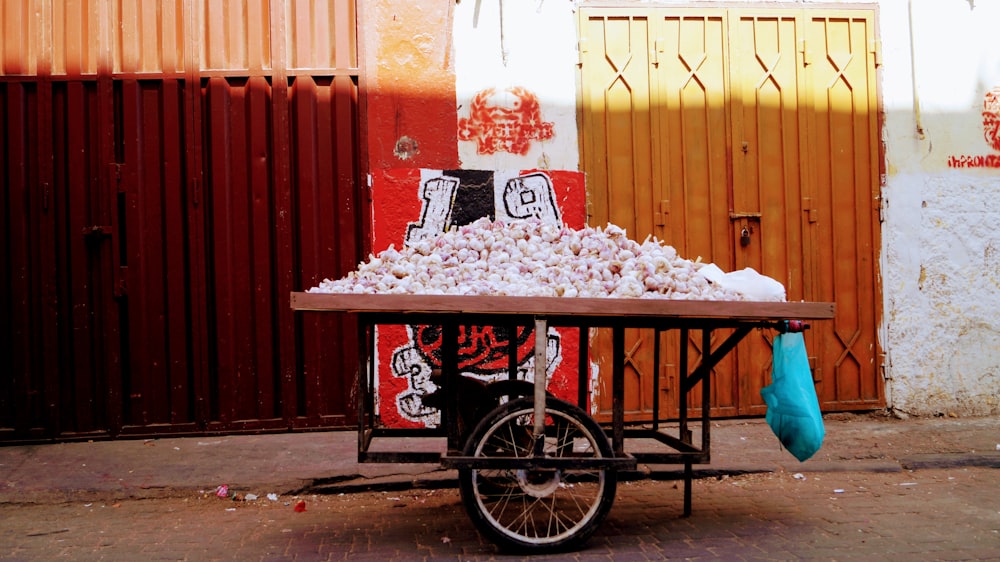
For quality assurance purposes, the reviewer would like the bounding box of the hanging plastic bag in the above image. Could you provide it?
[760,331,824,461]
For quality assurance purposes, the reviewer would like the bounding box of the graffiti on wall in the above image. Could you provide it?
[983,87,1000,151]
[394,170,563,425]
[948,86,1000,168]
[407,170,561,245]
[371,169,587,428]
[392,323,563,424]
[457,87,555,155]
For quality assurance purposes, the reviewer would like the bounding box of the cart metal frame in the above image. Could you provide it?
[291,293,834,548]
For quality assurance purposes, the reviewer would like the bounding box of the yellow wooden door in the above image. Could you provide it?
[728,11,809,415]
[577,11,659,421]
[578,7,883,420]
[580,9,738,420]
[799,12,883,409]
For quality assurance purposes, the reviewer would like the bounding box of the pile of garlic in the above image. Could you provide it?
[309,218,752,300]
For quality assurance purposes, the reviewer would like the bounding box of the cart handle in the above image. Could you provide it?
[776,320,810,333]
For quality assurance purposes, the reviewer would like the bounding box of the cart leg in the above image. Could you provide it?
[683,461,693,517]
[679,327,691,517]
[358,318,374,460]
[612,325,625,456]
[443,322,461,452]
[532,317,547,454]
[578,326,589,411]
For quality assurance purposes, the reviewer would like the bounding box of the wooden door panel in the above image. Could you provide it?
[654,12,738,417]
[581,10,738,421]
[579,12,659,420]
[655,11,732,265]
[729,12,807,414]
[803,14,882,407]
[579,12,654,235]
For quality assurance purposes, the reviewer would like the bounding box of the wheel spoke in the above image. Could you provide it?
[562,475,598,515]
[485,478,519,522]
[542,494,570,537]
[507,494,537,537]
[487,422,526,456]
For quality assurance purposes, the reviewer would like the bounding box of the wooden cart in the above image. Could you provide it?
[291,293,834,553]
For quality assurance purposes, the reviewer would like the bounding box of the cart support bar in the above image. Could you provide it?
[533,317,548,453]
[442,455,637,471]
[682,326,753,394]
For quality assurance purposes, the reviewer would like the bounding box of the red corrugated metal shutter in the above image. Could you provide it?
[0,1,361,441]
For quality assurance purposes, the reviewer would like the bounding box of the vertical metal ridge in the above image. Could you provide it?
[270,0,298,424]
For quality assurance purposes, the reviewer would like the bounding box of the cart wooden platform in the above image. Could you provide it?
[291,293,834,552]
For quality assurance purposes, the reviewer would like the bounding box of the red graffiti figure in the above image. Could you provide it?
[458,87,555,155]
[983,87,1000,152]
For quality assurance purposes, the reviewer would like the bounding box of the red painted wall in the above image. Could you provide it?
[362,2,459,170]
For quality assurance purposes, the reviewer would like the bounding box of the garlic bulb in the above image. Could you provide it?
[309,218,765,301]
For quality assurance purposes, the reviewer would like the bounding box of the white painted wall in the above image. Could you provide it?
[453,0,580,170]
[452,0,1000,416]
[879,0,1000,416]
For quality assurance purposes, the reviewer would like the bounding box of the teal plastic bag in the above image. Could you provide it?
[760,332,824,461]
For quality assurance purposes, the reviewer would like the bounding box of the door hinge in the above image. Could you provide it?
[869,39,882,67]
[577,37,587,66]
[116,273,128,298]
[655,200,669,226]
[803,197,818,224]
[651,38,662,67]
[809,356,821,383]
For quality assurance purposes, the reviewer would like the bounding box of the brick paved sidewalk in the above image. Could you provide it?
[1,413,999,504]
[2,413,999,560]
[1,467,998,561]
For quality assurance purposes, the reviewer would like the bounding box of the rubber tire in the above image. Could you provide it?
[457,396,617,553]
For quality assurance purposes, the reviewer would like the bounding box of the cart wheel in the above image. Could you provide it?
[458,397,617,553]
